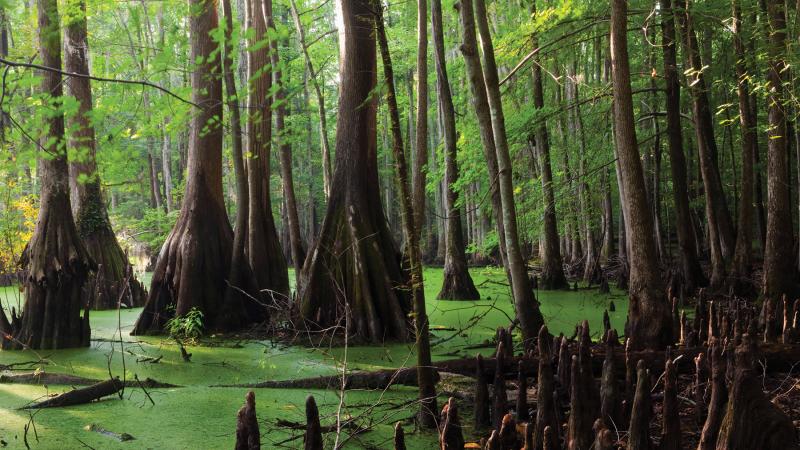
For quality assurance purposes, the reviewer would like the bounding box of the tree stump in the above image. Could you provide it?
[235,391,260,450]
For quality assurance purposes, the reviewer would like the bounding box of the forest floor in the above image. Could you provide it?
[0,267,628,449]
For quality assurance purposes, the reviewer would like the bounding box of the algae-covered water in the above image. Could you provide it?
[0,267,627,449]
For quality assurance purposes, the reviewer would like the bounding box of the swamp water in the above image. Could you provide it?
[0,267,626,449]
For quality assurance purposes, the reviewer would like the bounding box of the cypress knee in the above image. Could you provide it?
[235,391,260,450]
[627,360,652,450]
[304,395,323,450]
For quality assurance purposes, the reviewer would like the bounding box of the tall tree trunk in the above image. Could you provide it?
[528,3,567,289]
[375,5,437,427]
[271,12,305,284]
[245,0,289,299]
[679,0,729,288]
[660,0,706,293]
[610,0,671,350]
[133,0,260,335]
[680,0,736,265]
[0,0,94,349]
[431,0,480,300]
[161,127,173,212]
[462,0,544,345]
[221,0,260,311]
[289,0,332,199]
[762,0,796,297]
[728,0,757,295]
[412,0,428,249]
[64,0,146,310]
[297,0,412,344]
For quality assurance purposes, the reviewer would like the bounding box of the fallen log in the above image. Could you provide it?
[430,342,800,381]
[212,367,440,390]
[210,343,799,391]
[21,378,124,409]
[1,372,179,388]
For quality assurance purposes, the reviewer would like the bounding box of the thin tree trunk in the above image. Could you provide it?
[530,1,567,290]
[660,0,706,293]
[762,0,796,297]
[289,0,332,199]
[245,0,289,299]
[412,0,428,251]
[728,0,757,295]
[375,5,438,428]
[679,0,728,288]
[430,0,480,300]
[463,0,544,345]
[271,12,305,283]
[610,0,671,350]
[221,0,259,310]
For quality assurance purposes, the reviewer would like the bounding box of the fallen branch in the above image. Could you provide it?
[21,378,124,409]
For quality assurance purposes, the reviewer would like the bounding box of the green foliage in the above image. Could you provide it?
[166,307,205,341]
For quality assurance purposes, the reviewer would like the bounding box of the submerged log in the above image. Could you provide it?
[235,391,260,450]
[21,378,123,409]
[213,367,439,390]
[84,423,135,442]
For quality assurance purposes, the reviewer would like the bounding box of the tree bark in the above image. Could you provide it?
[430,0,479,300]
[297,0,412,343]
[529,7,568,289]
[463,0,544,345]
[132,0,260,335]
[375,5,438,427]
[728,0,757,295]
[271,12,305,283]
[64,0,146,310]
[762,0,796,298]
[660,0,707,293]
[610,0,671,350]
[412,0,428,249]
[245,0,289,299]
[0,0,94,350]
